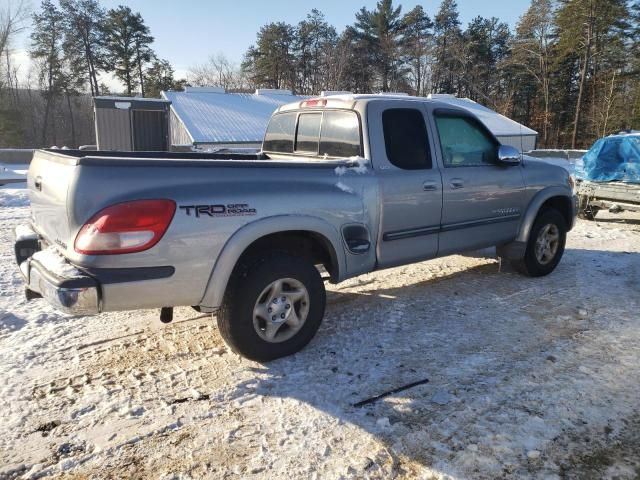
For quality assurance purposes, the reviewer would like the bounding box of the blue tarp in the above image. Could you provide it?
[575,133,640,183]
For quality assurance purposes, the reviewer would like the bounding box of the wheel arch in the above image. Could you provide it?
[199,215,346,309]
[517,187,575,243]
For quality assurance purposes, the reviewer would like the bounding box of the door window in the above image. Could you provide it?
[382,108,432,170]
[435,114,498,167]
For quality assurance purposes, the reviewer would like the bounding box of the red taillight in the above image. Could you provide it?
[300,98,327,108]
[74,199,176,255]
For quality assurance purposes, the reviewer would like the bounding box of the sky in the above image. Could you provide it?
[10,0,533,89]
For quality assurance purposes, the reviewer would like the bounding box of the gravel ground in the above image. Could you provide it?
[1,186,639,479]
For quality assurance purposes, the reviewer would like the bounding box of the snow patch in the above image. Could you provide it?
[334,156,370,176]
[335,182,355,194]
[14,224,37,242]
[31,246,84,279]
[0,186,29,207]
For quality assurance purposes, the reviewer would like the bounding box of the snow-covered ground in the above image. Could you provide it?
[1,185,639,479]
[0,164,27,185]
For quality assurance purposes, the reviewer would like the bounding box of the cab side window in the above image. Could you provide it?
[382,108,432,170]
[435,114,498,167]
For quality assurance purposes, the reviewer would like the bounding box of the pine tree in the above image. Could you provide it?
[401,5,433,96]
[144,59,185,98]
[294,10,337,95]
[331,26,376,93]
[463,17,511,101]
[555,0,629,147]
[625,1,639,129]
[242,22,296,90]
[103,5,155,96]
[132,15,154,97]
[433,0,462,93]
[30,0,65,144]
[59,0,106,96]
[353,0,406,92]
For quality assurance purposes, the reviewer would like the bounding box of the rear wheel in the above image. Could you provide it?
[511,208,567,277]
[217,252,326,362]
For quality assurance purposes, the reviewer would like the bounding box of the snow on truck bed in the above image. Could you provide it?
[1,188,640,479]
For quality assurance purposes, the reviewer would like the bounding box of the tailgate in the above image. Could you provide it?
[27,150,78,251]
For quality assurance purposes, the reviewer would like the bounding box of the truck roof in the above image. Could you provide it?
[275,94,539,138]
[276,93,447,113]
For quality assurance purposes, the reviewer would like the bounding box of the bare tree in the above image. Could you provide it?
[188,53,246,90]
[0,0,29,91]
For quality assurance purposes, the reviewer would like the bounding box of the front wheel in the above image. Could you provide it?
[217,252,326,362]
[511,208,567,277]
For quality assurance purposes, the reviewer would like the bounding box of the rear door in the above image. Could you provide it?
[368,100,443,268]
[430,108,525,254]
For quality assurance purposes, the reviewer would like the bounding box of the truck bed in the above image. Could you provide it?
[25,148,375,311]
[39,149,360,170]
[44,148,266,162]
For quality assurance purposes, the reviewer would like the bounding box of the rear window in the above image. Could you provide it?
[319,111,361,157]
[264,110,361,157]
[263,112,297,153]
[295,113,322,153]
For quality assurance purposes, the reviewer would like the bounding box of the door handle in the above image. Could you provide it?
[449,178,464,189]
[423,181,438,191]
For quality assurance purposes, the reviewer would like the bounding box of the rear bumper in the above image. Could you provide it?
[15,225,100,315]
[26,259,100,314]
[14,224,175,315]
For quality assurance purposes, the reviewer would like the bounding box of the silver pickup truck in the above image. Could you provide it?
[15,95,577,361]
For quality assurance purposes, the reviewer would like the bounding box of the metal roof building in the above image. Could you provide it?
[161,87,308,150]
[159,88,537,153]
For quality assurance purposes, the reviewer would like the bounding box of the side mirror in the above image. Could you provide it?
[497,145,521,166]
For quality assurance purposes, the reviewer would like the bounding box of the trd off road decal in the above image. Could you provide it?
[179,204,257,218]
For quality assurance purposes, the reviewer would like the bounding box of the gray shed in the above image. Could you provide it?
[94,96,171,151]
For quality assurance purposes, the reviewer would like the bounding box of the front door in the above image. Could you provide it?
[431,109,525,255]
[368,101,443,268]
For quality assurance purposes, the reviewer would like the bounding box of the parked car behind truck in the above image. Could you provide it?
[15,94,577,361]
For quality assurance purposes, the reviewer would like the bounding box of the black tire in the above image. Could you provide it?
[217,252,326,362]
[578,206,599,221]
[511,208,567,277]
[577,194,599,220]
